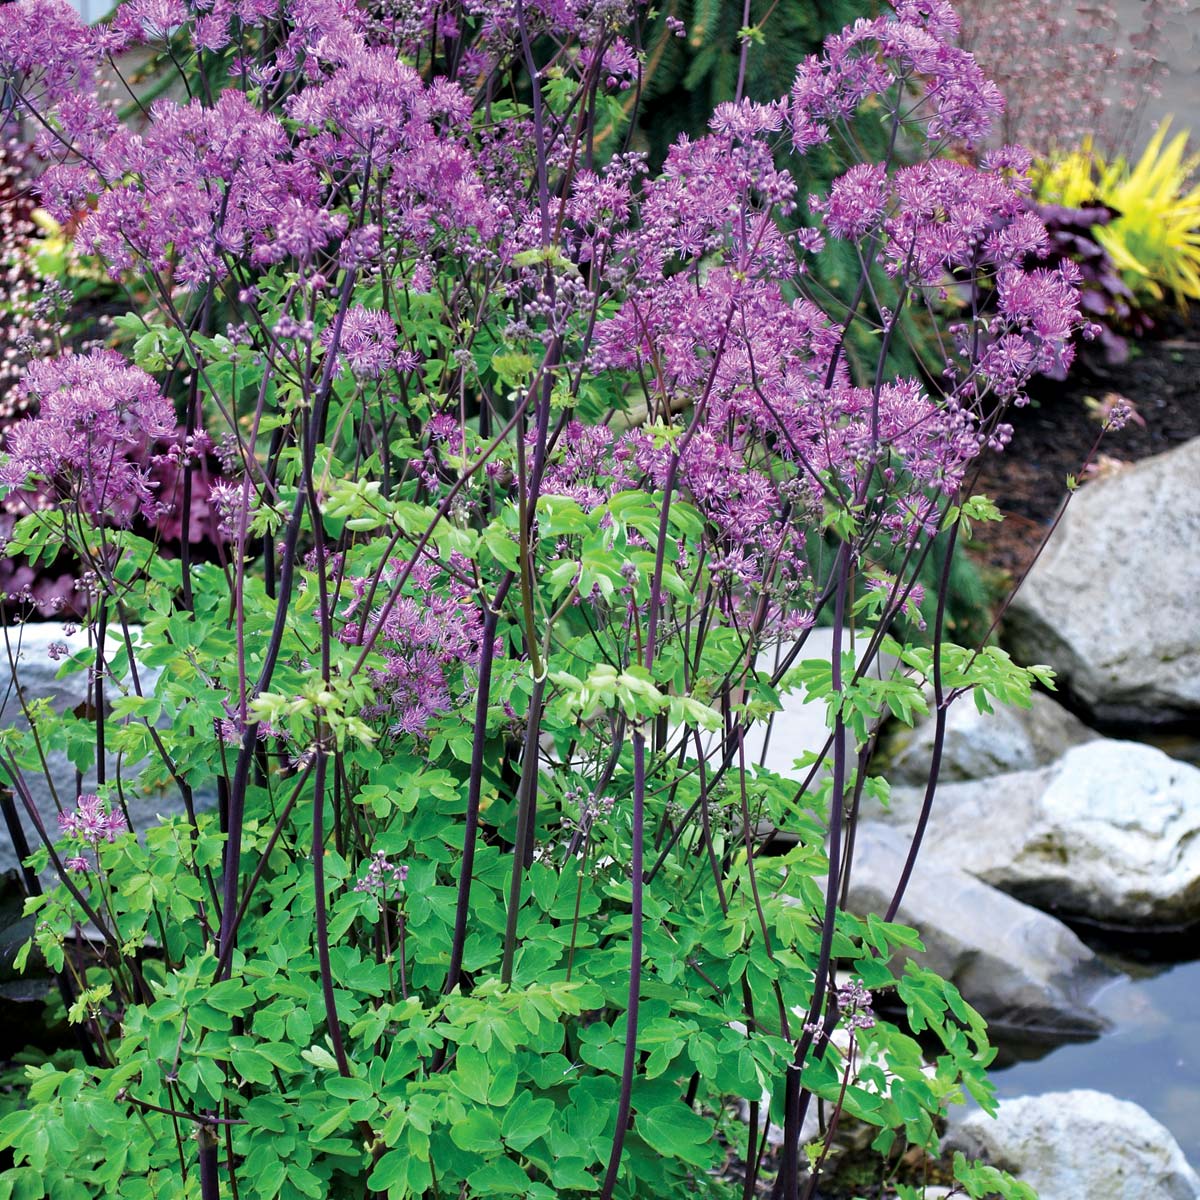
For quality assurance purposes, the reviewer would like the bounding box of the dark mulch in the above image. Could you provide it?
[966,304,1200,580]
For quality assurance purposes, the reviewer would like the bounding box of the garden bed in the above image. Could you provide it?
[968,304,1200,580]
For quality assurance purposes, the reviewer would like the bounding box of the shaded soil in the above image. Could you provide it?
[967,304,1200,580]
[716,1115,958,1199]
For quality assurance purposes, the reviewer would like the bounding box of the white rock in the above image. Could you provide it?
[734,1097,817,1150]
[0,623,208,875]
[1,620,137,709]
[1005,437,1200,726]
[944,1090,1200,1200]
[875,740,1200,927]
[884,690,1096,786]
[846,824,1112,1036]
[744,627,894,779]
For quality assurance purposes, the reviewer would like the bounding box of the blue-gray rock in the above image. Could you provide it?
[0,622,211,876]
[846,824,1113,1037]
[1005,437,1200,726]
[883,690,1096,786]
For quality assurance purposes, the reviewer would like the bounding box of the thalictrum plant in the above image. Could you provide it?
[0,2,1092,1198]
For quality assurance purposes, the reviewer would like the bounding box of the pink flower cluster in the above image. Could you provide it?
[1,351,174,523]
[339,560,496,737]
[58,792,128,871]
[59,792,127,844]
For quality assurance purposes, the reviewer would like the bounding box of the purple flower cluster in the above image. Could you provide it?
[0,0,106,112]
[59,792,127,843]
[539,0,1085,604]
[283,46,499,253]
[836,979,876,1032]
[0,0,1095,712]
[354,850,408,899]
[68,91,343,286]
[58,792,128,871]
[339,560,495,737]
[1,350,174,523]
[790,1,1003,152]
[539,419,815,614]
[323,307,399,379]
[1,0,507,288]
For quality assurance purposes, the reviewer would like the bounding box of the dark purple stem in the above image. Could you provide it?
[597,730,646,1200]
[499,673,547,985]
[311,746,351,1075]
[884,519,958,921]
[774,545,852,1200]
[444,596,506,996]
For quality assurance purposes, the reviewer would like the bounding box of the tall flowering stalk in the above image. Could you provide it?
[0,3,1085,1199]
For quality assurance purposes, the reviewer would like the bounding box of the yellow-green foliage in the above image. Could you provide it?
[1034,120,1200,309]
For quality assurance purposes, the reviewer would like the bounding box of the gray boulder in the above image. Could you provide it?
[846,824,1112,1037]
[944,1090,1200,1200]
[884,690,1096,786]
[876,740,1200,927]
[1005,437,1200,726]
[0,622,206,876]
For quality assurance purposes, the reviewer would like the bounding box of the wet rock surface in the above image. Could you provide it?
[0,623,210,875]
[881,690,1097,786]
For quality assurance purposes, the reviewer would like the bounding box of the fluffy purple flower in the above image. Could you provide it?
[338,560,496,737]
[0,0,105,106]
[324,306,398,379]
[979,333,1037,398]
[826,164,888,241]
[1,350,174,523]
[56,91,342,284]
[111,0,188,45]
[710,99,786,140]
[788,1,1003,153]
[58,794,127,847]
[580,38,639,90]
[283,45,499,251]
